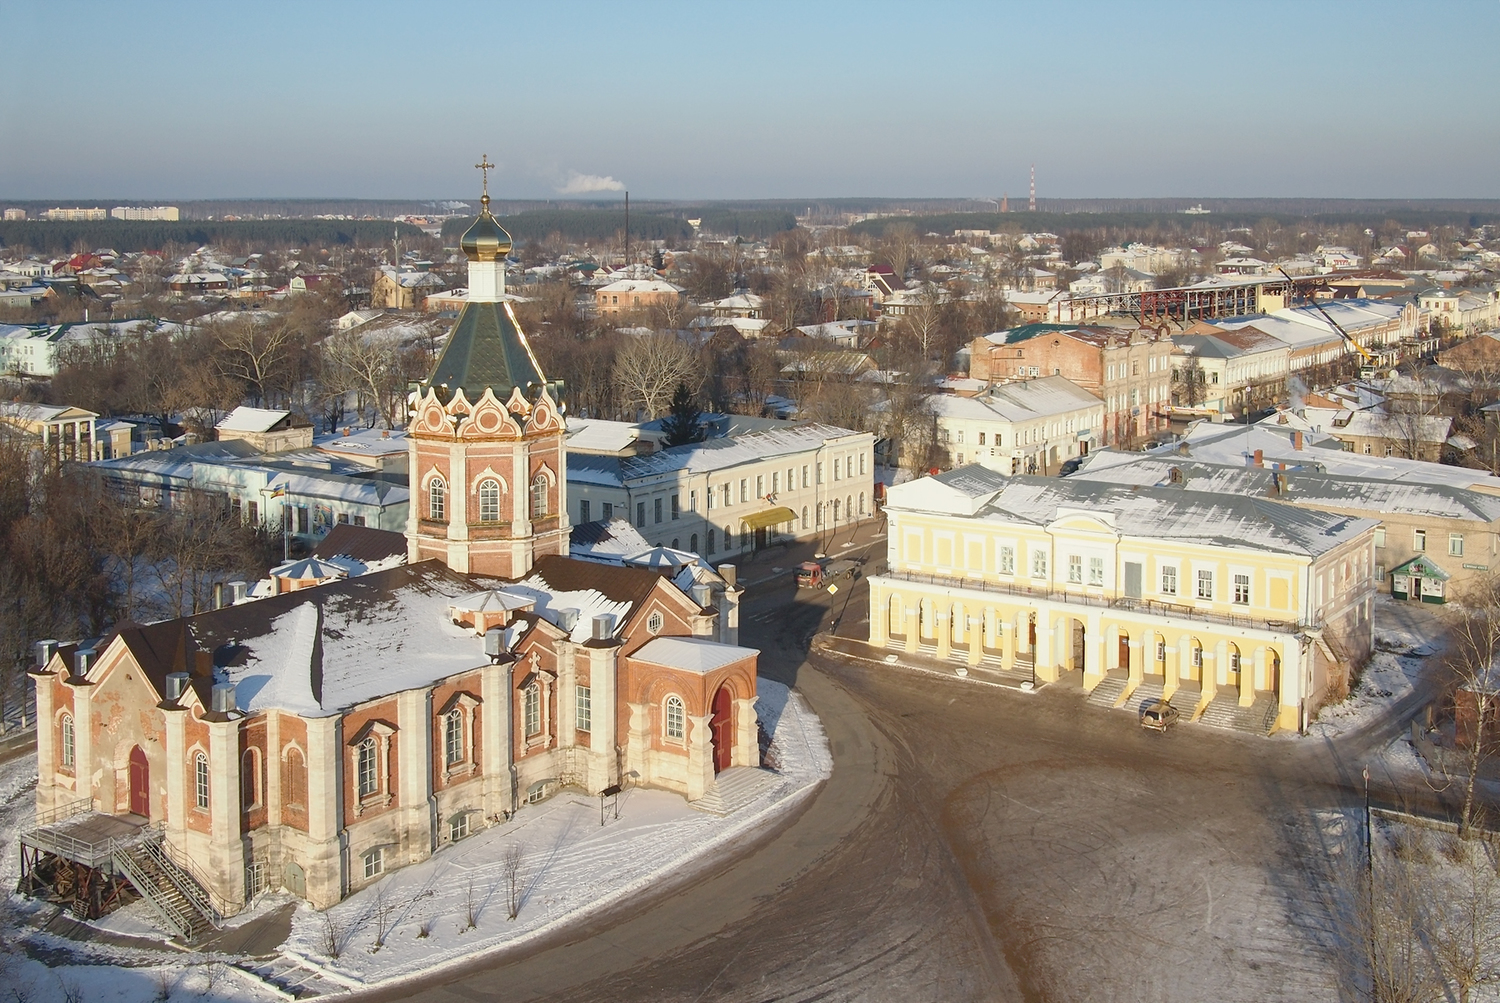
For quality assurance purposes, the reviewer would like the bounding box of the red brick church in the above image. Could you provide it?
[24,176,761,929]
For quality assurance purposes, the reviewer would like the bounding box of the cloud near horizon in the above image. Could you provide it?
[555,171,625,195]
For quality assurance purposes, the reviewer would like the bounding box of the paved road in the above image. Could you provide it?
[377,557,1461,1003]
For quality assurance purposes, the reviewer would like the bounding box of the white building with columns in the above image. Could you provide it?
[866,466,1376,734]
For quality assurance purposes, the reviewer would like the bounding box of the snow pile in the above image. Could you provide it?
[278,676,830,989]
[1305,598,1440,739]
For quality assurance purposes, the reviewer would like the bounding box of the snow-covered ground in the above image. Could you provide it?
[276,676,830,990]
[0,750,279,1002]
[1304,597,1442,739]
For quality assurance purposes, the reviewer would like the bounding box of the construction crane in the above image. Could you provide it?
[1276,266,1377,365]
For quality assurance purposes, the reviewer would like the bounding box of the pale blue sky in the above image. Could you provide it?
[4,0,1497,200]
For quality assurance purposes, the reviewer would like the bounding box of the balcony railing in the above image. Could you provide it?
[878,569,1312,633]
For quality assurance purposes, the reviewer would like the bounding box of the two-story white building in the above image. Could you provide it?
[868,467,1377,734]
[567,423,876,558]
[922,375,1104,475]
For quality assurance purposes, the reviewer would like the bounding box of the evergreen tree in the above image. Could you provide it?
[660,383,705,447]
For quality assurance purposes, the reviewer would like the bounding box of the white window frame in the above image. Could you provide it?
[664,695,685,741]
[1088,556,1105,587]
[1160,565,1178,596]
[194,752,210,810]
[1067,554,1083,584]
[1196,569,1214,600]
[1030,549,1048,580]
[1233,573,1250,605]
[1000,545,1015,575]
[576,685,592,733]
[1449,533,1464,557]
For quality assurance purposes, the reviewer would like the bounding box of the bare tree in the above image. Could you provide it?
[504,842,524,921]
[613,333,702,420]
[1442,575,1500,838]
[214,316,302,406]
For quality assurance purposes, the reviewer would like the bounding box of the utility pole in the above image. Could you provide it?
[624,191,629,268]
[1029,164,1036,213]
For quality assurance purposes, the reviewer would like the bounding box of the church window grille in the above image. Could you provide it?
[60,714,74,769]
[478,479,500,522]
[194,752,210,810]
[530,475,549,519]
[524,684,541,737]
[664,696,685,740]
[357,738,378,798]
[444,708,464,766]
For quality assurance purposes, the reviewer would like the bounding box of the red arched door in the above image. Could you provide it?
[128,746,150,817]
[710,686,733,774]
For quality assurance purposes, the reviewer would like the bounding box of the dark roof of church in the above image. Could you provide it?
[527,553,664,609]
[312,523,408,565]
[423,299,548,402]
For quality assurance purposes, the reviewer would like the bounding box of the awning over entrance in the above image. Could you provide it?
[740,506,797,531]
[1390,554,1449,604]
[1390,555,1450,581]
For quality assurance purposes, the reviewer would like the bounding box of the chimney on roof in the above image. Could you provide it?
[591,614,615,641]
[213,582,225,610]
[73,647,96,678]
[165,672,189,701]
[229,581,249,603]
[1254,449,1263,467]
[484,626,507,663]
[556,608,579,634]
[381,429,389,439]
[691,583,712,608]
[34,639,58,671]
[1293,430,1304,450]
[210,682,236,714]
[719,563,737,587]
[343,426,351,437]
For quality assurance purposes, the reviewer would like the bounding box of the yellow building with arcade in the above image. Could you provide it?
[867,467,1377,733]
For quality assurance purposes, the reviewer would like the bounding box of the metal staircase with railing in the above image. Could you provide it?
[111,834,221,943]
[20,800,221,944]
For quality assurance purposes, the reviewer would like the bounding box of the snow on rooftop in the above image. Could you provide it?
[631,636,759,674]
[200,567,491,717]
[217,406,290,433]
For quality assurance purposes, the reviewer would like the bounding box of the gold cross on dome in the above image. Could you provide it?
[475,155,495,196]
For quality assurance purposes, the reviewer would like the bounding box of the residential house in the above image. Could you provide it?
[968,323,1174,447]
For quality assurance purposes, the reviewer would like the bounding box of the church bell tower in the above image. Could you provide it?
[406,156,569,578]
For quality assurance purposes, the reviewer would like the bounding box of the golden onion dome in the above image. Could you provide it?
[460,195,513,262]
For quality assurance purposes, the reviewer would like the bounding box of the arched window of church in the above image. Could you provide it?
[707,529,716,554]
[429,477,446,521]
[664,695,685,741]
[60,713,74,769]
[523,684,541,736]
[530,475,548,520]
[801,506,808,529]
[445,708,464,765]
[194,752,210,809]
[357,737,378,798]
[478,479,500,522]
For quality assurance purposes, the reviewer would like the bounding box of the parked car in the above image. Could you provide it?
[1139,699,1180,732]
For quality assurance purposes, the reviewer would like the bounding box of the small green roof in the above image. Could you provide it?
[1389,555,1450,581]
[423,300,549,403]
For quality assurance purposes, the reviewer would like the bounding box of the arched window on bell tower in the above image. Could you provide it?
[429,476,446,522]
[530,474,548,520]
